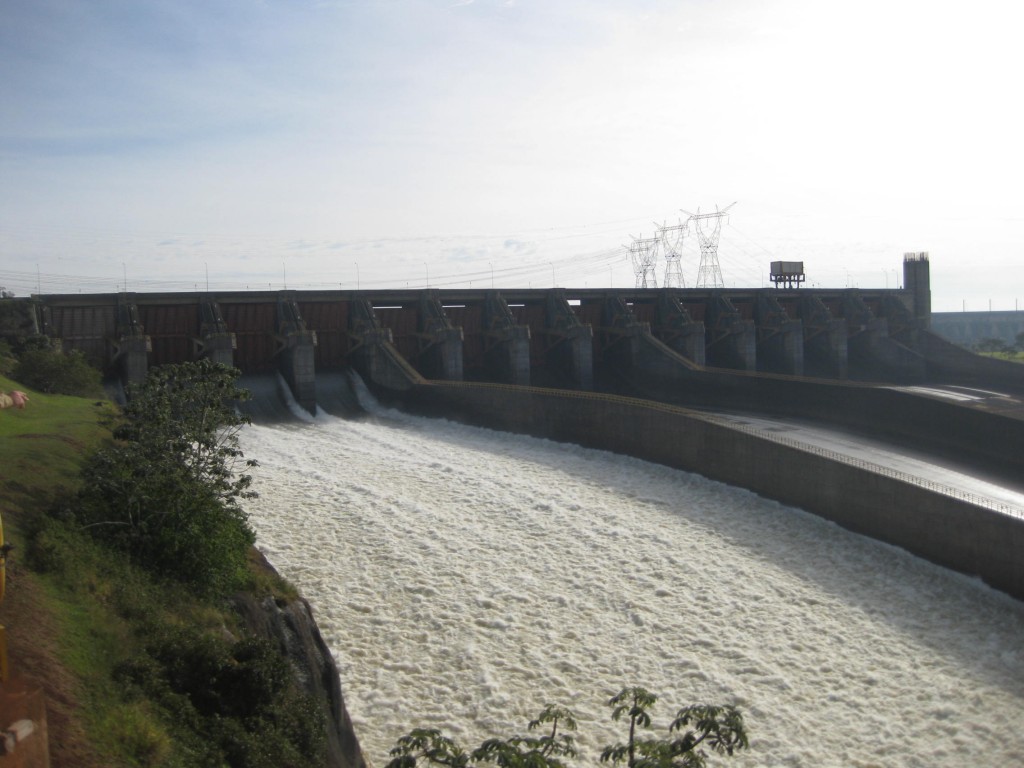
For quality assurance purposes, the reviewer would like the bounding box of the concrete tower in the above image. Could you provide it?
[903,252,931,328]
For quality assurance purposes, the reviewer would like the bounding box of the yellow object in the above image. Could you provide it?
[0,511,5,605]
[0,512,6,683]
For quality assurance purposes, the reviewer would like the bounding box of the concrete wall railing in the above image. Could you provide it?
[618,357,1024,483]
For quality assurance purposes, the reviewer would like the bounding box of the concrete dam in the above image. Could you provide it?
[22,256,946,397]
[5,253,1024,599]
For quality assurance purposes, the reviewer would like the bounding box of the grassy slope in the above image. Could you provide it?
[1,374,319,767]
[0,374,117,767]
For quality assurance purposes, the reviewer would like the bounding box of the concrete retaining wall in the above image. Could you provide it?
[404,381,1024,601]
[617,354,1024,483]
[919,329,1024,394]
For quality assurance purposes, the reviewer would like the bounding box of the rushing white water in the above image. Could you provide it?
[240,396,1024,768]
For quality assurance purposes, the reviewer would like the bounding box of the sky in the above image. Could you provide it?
[1,0,1023,312]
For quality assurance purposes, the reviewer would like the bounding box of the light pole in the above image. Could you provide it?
[549,262,556,287]
[355,262,360,290]
[489,261,494,289]
[424,261,429,288]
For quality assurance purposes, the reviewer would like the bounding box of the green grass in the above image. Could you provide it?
[0,373,117,517]
[976,350,1024,363]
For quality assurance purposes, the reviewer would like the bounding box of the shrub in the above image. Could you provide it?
[101,704,173,766]
[115,628,327,768]
[12,344,103,396]
[0,340,15,376]
[76,359,257,595]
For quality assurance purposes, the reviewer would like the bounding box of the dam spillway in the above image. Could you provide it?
[239,392,1024,768]
[10,257,1022,423]
[7,272,1024,597]
[7,262,1023,762]
[20,281,937,391]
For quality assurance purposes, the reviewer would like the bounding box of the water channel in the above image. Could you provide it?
[240,394,1024,767]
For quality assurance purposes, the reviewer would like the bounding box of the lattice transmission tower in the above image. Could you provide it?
[626,234,660,288]
[656,219,689,288]
[682,202,736,288]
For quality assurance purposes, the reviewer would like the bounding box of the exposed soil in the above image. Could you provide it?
[4,561,103,768]
[3,518,104,767]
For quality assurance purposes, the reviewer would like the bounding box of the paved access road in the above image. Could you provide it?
[707,387,1024,515]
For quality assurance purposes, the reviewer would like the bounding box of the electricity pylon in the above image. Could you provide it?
[682,202,736,289]
[656,219,689,288]
[626,234,660,288]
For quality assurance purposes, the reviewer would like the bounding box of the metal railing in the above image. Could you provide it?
[713,417,1024,520]
[425,380,1024,520]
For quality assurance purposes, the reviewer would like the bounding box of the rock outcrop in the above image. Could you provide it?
[231,552,366,768]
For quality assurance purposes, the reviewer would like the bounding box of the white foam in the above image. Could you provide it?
[240,407,1024,768]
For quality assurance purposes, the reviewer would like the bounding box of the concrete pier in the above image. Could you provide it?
[416,292,464,382]
[276,296,317,414]
[796,294,848,378]
[542,290,593,390]
[113,294,150,386]
[754,291,803,375]
[650,291,706,366]
[842,290,925,381]
[481,291,530,385]
[197,297,235,367]
[347,299,422,392]
[703,295,756,371]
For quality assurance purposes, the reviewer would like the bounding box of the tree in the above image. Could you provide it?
[0,340,15,376]
[602,687,657,768]
[387,694,747,768]
[601,688,748,768]
[77,359,258,594]
[473,705,579,768]
[388,705,578,768]
[974,337,1009,355]
[11,341,103,396]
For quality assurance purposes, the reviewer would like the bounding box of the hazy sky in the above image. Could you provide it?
[2,0,1022,311]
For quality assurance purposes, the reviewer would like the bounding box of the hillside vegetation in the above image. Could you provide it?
[0,366,326,767]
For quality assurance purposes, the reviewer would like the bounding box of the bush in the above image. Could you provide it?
[12,344,103,396]
[76,359,257,595]
[115,628,326,768]
[0,340,15,376]
[78,448,255,592]
[100,704,172,766]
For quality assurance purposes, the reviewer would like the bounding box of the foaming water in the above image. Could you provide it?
[240,400,1024,768]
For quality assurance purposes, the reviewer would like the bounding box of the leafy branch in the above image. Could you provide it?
[76,359,258,594]
[388,693,747,768]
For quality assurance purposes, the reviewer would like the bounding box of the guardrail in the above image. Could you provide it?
[715,417,1024,520]
[424,380,1024,520]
